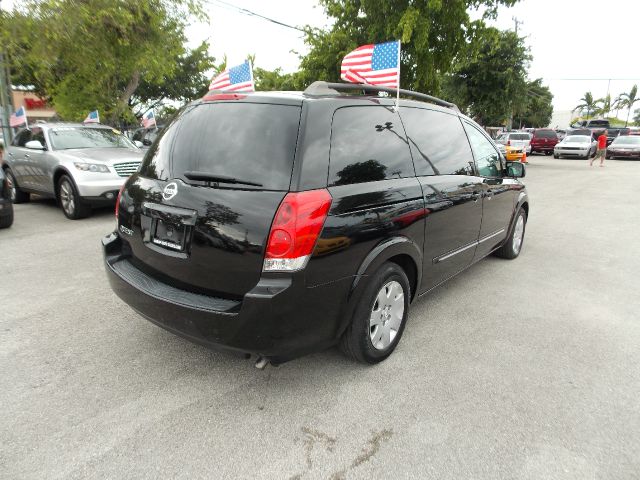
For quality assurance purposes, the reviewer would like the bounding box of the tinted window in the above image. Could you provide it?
[329,107,414,186]
[401,107,475,176]
[535,129,557,139]
[13,129,32,147]
[509,133,530,140]
[148,103,300,190]
[464,123,503,178]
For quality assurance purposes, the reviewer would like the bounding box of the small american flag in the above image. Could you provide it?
[10,106,27,128]
[142,110,156,129]
[83,110,100,124]
[341,41,400,88]
[209,60,255,92]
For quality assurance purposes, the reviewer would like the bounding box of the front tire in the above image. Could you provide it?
[553,154,559,159]
[495,208,527,260]
[340,262,410,364]
[0,207,13,229]
[4,169,30,203]
[57,175,91,220]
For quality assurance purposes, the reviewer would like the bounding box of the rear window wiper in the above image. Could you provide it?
[183,171,263,188]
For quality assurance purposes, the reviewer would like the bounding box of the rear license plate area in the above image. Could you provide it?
[152,218,186,251]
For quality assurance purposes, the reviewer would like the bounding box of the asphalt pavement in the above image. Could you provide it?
[1,156,639,479]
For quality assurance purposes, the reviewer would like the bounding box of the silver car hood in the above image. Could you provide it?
[55,147,144,164]
[558,142,590,148]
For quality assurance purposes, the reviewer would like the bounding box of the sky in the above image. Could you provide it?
[188,0,640,116]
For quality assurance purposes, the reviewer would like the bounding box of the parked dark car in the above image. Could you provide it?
[606,135,640,159]
[530,128,559,155]
[103,82,529,366]
[0,167,14,228]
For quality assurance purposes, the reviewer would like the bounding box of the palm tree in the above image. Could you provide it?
[615,85,639,127]
[596,94,612,118]
[575,92,597,120]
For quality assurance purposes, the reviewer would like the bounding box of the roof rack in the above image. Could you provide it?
[303,81,458,111]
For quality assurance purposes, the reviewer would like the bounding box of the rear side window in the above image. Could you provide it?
[329,106,414,186]
[401,107,475,176]
[535,130,556,139]
[13,129,32,147]
[141,103,301,190]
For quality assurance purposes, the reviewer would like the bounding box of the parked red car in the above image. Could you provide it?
[530,129,559,155]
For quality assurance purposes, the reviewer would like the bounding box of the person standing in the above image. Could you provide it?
[591,130,608,167]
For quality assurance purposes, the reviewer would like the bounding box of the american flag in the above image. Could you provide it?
[209,60,255,92]
[341,41,400,88]
[83,110,100,124]
[10,106,27,128]
[142,110,156,129]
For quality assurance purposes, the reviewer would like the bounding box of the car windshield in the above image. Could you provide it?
[613,136,640,145]
[564,136,590,143]
[49,127,135,150]
[509,134,530,140]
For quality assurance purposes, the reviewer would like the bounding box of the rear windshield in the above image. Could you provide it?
[535,130,557,138]
[509,133,530,140]
[140,103,301,190]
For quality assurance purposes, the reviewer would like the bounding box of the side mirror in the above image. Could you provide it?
[25,140,45,150]
[134,140,144,148]
[506,161,526,178]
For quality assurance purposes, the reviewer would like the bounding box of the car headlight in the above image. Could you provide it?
[74,162,110,173]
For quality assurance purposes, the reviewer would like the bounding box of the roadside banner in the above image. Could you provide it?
[208,60,255,92]
[83,110,100,124]
[142,110,157,129]
[10,106,27,128]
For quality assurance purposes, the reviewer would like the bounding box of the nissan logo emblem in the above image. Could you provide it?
[163,182,178,200]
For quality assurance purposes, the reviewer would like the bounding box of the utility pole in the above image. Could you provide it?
[0,0,13,144]
[513,17,523,36]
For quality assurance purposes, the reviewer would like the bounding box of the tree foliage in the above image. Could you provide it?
[614,85,639,127]
[574,92,597,119]
[442,26,531,126]
[1,0,208,123]
[513,78,553,128]
[297,0,519,94]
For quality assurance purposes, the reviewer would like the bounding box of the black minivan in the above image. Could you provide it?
[104,82,528,365]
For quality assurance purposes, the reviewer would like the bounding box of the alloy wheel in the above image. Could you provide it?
[512,214,525,254]
[369,280,405,350]
[60,180,75,216]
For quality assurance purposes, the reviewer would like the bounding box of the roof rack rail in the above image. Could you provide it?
[303,81,459,111]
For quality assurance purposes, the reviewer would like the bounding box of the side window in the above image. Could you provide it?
[464,123,503,178]
[31,128,46,148]
[400,107,475,176]
[13,130,32,147]
[329,106,414,186]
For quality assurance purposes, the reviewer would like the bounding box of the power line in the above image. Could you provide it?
[206,0,306,33]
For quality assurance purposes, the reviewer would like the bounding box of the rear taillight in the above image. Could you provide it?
[507,140,511,146]
[263,189,332,272]
[115,183,125,219]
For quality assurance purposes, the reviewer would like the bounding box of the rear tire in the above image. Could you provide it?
[495,208,527,260]
[340,262,410,364]
[545,151,552,156]
[57,175,91,220]
[553,154,559,159]
[4,169,30,203]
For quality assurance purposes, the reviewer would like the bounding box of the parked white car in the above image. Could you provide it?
[495,132,532,154]
[553,135,597,159]
[3,123,144,219]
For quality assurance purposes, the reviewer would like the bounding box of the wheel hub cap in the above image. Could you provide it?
[369,280,405,351]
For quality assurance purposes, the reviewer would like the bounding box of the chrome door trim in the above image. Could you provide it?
[433,241,477,264]
[478,228,505,244]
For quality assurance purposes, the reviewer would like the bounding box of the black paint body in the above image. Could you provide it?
[104,92,528,363]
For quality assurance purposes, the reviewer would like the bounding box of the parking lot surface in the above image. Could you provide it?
[2,156,639,479]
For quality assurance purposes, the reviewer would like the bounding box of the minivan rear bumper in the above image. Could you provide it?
[103,232,350,363]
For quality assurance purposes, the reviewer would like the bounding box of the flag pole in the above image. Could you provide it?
[395,40,401,112]
[248,59,255,92]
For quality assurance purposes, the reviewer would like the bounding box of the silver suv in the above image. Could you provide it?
[3,123,144,219]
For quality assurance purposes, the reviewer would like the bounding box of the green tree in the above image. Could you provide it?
[513,78,553,128]
[1,0,206,123]
[253,67,298,91]
[442,27,530,126]
[296,0,519,94]
[574,92,597,120]
[615,85,639,127]
[596,94,612,118]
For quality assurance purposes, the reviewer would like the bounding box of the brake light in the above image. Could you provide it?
[263,189,333,272]
[507,140,511,146]
[115,183,125,219]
